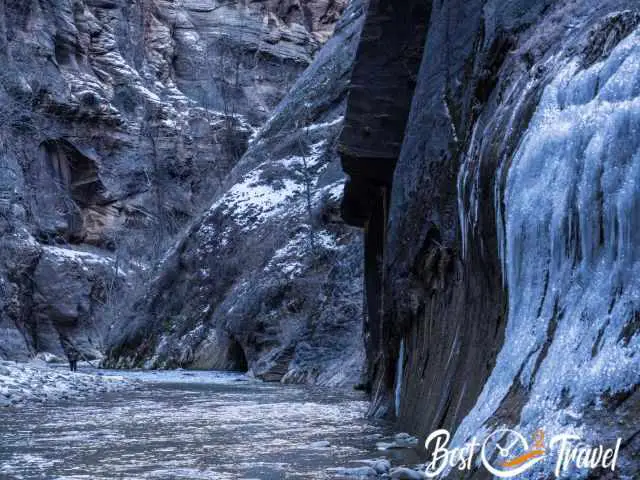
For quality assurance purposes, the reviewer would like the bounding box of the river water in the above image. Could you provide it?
[0,370,416,479]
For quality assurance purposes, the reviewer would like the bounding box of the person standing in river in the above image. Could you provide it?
[60,336,80,372]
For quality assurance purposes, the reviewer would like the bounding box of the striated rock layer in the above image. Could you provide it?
[340,0,640,477]
[104,1,368,386]
[0,0,344,362]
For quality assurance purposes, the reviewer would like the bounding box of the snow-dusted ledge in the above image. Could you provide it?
[0,361,135,407]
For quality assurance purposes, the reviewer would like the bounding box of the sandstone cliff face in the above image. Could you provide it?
[340,0,640,476]
[105,0,368,386]
[0,0,343,361]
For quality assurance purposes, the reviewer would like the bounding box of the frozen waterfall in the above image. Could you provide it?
[395,339,405,418]
[452,24,640,474]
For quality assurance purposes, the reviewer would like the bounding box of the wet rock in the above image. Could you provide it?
[389,467,425,480]
[327,465,379,478]
[376,433,419,451]
[310,440,331,448]
[392,433,418,447]
[357,459,391,474]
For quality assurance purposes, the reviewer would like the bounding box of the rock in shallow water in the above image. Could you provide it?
[389,467,425,480]
[357,459,391,474]
[310,440,332,448]
[327,465,379,478]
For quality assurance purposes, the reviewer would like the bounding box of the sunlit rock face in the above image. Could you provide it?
[104,1,368,387]
[340,0,640,476]
[0,0,344,361]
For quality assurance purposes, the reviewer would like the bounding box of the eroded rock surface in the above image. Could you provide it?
[0,0,345,362]
[104,1,368,386]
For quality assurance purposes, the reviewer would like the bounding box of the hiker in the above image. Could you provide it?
[60,336,80,372]
[68,350,79,372]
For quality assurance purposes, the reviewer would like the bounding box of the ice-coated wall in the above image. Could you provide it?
[452,25,640,478]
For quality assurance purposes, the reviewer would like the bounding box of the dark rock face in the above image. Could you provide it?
[0,0,344,362]
[340,0,640,476]
[339,0,430,162]
[338,0,431,405]
[104,0,368,386]
[30,246,123,360]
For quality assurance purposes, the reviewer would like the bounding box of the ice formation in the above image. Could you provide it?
[395,339,405,418]
[452,26,640,477]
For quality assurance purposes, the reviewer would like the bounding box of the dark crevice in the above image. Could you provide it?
[228,338,249,372]
[618,311,640,347]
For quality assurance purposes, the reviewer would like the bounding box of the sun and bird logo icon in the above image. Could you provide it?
[483,428,547,477]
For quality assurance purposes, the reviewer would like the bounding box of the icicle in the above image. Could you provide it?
[395,338,405,418]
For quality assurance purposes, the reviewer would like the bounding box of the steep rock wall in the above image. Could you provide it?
[0,0,343,361]
[338,0,432,405]
[340,0,640,477]
[104,0,368,386]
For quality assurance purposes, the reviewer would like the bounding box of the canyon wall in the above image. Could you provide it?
[0,0,344,362]
[104,0,368,386]
[3,1,638,474]
[340,0,640,477]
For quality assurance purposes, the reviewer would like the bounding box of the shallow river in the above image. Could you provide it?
[0,370,416,479]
